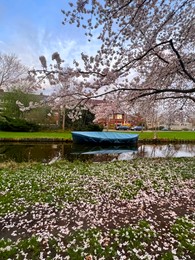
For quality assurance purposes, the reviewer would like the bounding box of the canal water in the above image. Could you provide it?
[0,142,194,163]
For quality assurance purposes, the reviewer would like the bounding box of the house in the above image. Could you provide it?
[88,99,145,128]
[169,121,194,131]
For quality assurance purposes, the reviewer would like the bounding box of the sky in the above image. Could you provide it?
[0,0,99,69]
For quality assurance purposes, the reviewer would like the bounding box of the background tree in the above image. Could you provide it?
[27,106,53,125]
[63,107,102,131]
[1,88,53,124]
[0,53,28,91]
[61,0,195,108]
[31,53,95,124]
[0,87,58,131]
[2,89,39,119]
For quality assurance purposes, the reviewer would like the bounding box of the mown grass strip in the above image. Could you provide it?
[137,131,195,141]
[0,131,72,140]
[0,130,195,142]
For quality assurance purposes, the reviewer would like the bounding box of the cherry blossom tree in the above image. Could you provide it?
[91,100,118,129]
[30,52,99,121]
[60,0,195,107]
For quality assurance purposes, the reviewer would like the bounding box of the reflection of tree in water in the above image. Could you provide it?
[0,143,65,163]
[173,144,182,151]
[139,144,195,158]
[136,145,149,158]
[0,143,194,162]
[137,144,167,158]
[137,144,160,158]
[183,144,195,154]
[161,144,195,157]
[147,144,176,158]
[161,144,177,158]
[137,144,192,158]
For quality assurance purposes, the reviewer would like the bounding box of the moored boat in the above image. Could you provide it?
[71,131,139,145]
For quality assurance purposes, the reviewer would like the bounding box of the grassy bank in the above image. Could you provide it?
[0,158,194,259]
[0,131,72,141]
[0,130,194,142]
[138,131,195,141]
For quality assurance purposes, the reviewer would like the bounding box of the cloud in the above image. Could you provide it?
[0,0,102,70]
[1,21,101,71]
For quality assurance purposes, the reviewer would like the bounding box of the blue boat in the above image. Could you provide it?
[71,131,139,145]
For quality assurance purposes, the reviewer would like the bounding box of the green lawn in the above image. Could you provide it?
[136,131,195,140]
[0,131,72,140]
[0,130,194,141]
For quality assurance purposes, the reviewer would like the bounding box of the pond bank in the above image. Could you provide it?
[0,137,195,144]
[0,138,72,143]
[139,138,195,144]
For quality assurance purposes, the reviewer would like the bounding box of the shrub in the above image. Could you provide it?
[0,116,40,132]
[84,123,104,131]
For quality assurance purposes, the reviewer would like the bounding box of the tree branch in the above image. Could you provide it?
[169,39,195,83]
[114,40,171,73]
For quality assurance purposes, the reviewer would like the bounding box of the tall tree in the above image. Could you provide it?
[60,0,195,106]
[32,55,90,120]
[0,53,28,90]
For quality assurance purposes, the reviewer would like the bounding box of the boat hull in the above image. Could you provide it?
[71,131,139,145]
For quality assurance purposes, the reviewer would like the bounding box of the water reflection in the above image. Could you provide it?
[137,144,195,158]
[71,144,138,155]
[0,143,66,163]
[0,142,194,163]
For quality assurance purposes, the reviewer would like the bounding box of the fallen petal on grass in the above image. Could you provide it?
[0,158,194,259]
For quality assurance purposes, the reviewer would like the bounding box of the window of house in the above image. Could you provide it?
[116,114,123,119]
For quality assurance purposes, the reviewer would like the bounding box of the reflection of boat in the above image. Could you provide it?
[71,131,139,145]
[71,144,138,155]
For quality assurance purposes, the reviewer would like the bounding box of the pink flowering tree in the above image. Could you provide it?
[59,0,194,109]
[29,53,90,121]
[91,99,119,129]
